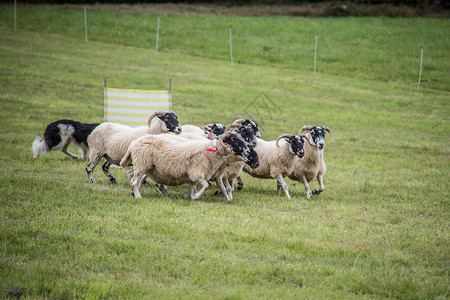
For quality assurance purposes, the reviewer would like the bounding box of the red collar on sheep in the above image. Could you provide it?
[206,145,223,157]
[206,139,224,157]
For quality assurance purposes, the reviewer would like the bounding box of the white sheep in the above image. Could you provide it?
[242,133,311,199]
[288,126,333,198]
[120,132,259,200]
[179,123,226,140]
[125,122,258,201]
[85,111,181,183]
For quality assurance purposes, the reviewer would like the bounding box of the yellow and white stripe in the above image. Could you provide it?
[104,88,172,127]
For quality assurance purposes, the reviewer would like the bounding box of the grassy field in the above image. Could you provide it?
[0,5,449,299]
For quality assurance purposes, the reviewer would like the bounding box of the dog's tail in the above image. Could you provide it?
[32,136,48,158]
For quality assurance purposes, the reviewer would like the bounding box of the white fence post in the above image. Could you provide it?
[417,47,423,90]
[156,16,160,53]
[14,0,17,32]
[229,27,234,64]
[84,7,88,43]
[314,34,318,75]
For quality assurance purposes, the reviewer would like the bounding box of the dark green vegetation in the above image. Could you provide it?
[0,5,449,299]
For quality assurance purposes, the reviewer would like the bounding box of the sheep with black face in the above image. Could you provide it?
[289,126,333,198]
[120,132,258,200]
[243,133,311,199]
[86,111,181,184]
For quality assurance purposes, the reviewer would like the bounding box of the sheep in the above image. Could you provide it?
[231,119,261,190]
[242,133,311,199]
[32,119,99,160]
[180,124,204,135]
[179,123,226,140]
[85,111,181,184]
[232,119,261,139]
[120,132,259,200]
[288,126,333,198]
[213,120,261,199]
[128,122,256,201]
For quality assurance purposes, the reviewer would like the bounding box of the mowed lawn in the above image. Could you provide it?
[0,5,449,299]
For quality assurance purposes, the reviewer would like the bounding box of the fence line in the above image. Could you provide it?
[10,5,433,89]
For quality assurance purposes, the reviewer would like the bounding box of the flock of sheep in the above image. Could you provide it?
[32,111,333,201]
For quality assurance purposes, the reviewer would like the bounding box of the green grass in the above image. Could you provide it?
[0,5,449,299]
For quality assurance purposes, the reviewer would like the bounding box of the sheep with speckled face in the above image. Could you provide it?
[85,111,181,184]
[120,132,258,200]
[243,133,311,199]
[289,126,333,198]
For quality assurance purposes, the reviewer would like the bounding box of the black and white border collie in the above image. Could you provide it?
[32,119,99,160]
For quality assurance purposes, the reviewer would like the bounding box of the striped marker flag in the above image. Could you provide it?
[104,88,172,127]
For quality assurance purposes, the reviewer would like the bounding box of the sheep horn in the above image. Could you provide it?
[299,133,315,147]
[232,119,246,125]
[203,123,214,130]
[225,122,242,132]
[202,123,214,133]
[322,126,334,143]
[298,125,313,135]
[147,111,167,127]
[219,134,230,149]
[276,134,293,148]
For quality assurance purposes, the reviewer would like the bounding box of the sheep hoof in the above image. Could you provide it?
[214,190,222,196]
[313,189,322,195]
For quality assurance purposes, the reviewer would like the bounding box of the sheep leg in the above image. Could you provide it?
[130,171,144,198]
[215,176,231,202]
[86,154,102,183]
[313,174,324,195]
[236,176,244,190]
[225,179,233,200]
[228,178,235,192]
[184,184,196,200]
[156,184,169,197]
[276,174,291,199]
[126,169,134,183]
[101,161,116,183]
[301,175,312,199]
[61,142,79,159]
[191,179,210,200]
[79,144,89,160]
[276,181,282,194]
[137,174,148,193]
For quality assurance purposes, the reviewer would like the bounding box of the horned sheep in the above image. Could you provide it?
[243,133,311,199]
[288,126,333,198]
[85,111,181,183]
[120,132,259,200]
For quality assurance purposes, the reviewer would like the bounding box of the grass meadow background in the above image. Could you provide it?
[0,4,449,299]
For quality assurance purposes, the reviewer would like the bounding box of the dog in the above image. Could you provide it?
[32,119,99,160]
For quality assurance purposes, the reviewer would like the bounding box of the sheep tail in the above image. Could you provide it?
[32,136,48,158]
[120,146,133,167]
